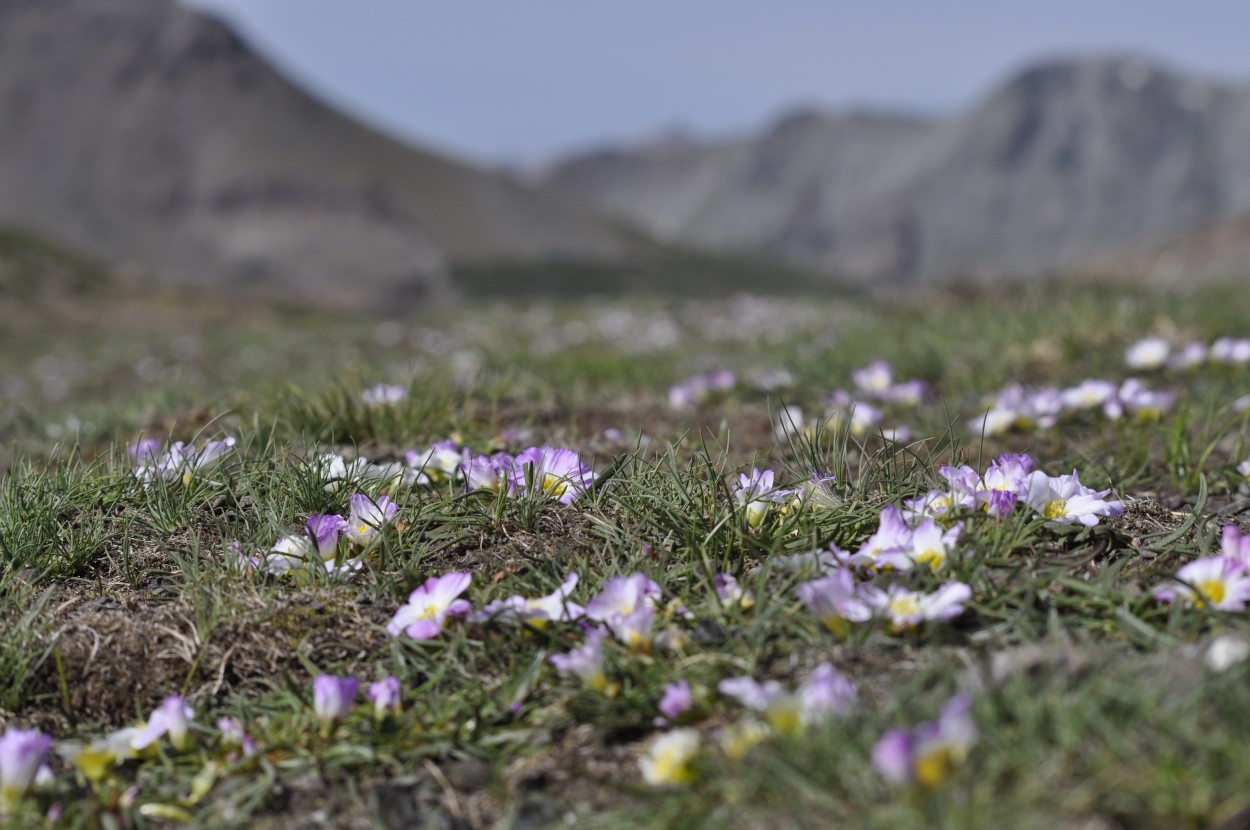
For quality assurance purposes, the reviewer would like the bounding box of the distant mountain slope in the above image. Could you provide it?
[542,57,1250,285]
[0,0,638,307]
[1087,211,1250,284]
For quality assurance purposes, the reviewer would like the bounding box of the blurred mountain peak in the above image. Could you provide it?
[0,0,640,308]
[540,52,1250,285]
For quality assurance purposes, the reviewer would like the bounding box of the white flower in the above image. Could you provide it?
[1022,470,1123,526]
[345,494,398,546]
[1125,337,1170,370]
[639,729,700,786]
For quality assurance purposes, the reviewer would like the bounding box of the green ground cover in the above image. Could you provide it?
[2,278,1250,828]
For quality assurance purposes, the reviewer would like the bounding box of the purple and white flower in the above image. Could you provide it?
[906,519,963,572]
[549,627,610,691]
[387,573,472,639]
[472,573,584,628]
[851,582,972,633]
[216,718,258,759]
[847,505,914,569]
[1153,557,1250,611]
[852,360,895,395]
[731,468,793,528]
[510,446,595,505]
[131,695,195,753]
[796,569,869,635]
[405,441,464,486]
[718,663,856,736]
[977,453,1035,505]
[873,694,978,787]
[1060,379,1119,411]
[460,452,516,493]
[307,514,348,560]
[0,728,53,809]
[1169,341,1208,369]
[639,728,700,786]
[368,677,403,721]
[345,494,398,546]
[714,573,754,610]
[1104,378,1176,421]
[655,680,694,726]
[1212,337,1250,365]
[1022,470,1123,526]
[313,675,358,728]
[585,574,661,623]
[1222,524,1250,568]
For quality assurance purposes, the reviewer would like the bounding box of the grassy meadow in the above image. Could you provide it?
[3,267,1250,829]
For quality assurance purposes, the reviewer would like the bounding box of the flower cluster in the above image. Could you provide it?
[131,436,236,488]
[797,568,971,636]
[241,494,398,578]
[669,370,735,408]
[361,383,408,406]
[718,664,856,737]
[313,674,404,734]
[772,361,926,445]
[1125,335,1250,370]
[850,359,931,406]
[66,695,220,785]
[905,453,1123,528]
[639,663,858,787]
[973,378,1175,435]
[314,440,596,503]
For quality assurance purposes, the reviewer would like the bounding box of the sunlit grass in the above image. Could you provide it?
[1,278,1249,827]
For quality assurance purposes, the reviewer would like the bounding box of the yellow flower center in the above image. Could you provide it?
[915,746,956,788]
[626,630,652,654]
[915,549,944,571]
[765,703,802,737]
[1043,500,1067,520]
[889,595,922,621]
[541,473,569,497]
[73,747,118,784]
[721,720,769,762]
[822,615,849,638]
[647,746,697,786]
[1196,579,1227,607]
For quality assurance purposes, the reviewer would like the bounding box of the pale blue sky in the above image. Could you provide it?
[180,1,1250,166]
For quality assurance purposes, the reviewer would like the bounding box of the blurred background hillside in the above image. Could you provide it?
[3,0,1250,310]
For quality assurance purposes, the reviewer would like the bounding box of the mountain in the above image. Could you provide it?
[541,57,1250,285]
[0,0,638,307]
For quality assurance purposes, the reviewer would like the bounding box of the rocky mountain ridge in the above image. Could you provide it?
[0,0,639,308]
[541,56,1250,285]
